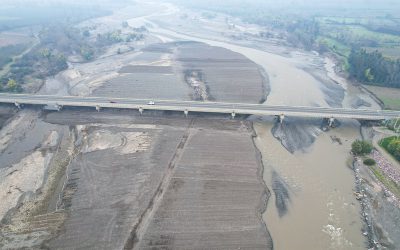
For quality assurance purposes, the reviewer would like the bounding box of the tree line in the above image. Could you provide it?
[348,49,400,88]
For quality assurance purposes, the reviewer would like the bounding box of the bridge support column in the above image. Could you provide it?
[55,104,62,111]
[95,105,101,112]
[231,111,236,119]
[14,102,21,109]
[279,114,285,124]
[328,117,335,127]
[139,107,143,115]
[184,109,189,117]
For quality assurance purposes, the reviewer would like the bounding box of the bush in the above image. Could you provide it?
[352,140,373,155]
[363,158,376,166]
[381,136,400,161]
[362,141,373,154]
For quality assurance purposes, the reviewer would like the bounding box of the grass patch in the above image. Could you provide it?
[381,97,400,111]
[369,165,400,198]
[364,85,400,110]
[364,46,400,60]
[345,25,400,44]
[317,36,351,57]
[380,136,394,148]
[379,136,400,162]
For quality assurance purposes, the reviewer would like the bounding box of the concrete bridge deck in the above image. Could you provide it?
[0,93,399,120]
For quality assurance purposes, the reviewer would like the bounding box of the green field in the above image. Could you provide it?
[365,86,400,110]
[317,16,400,60]
[317,36,351,57]
[364,46,400,59]
[379,136,400,161]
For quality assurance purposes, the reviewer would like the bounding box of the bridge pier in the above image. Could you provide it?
[328,117,335,127]
[55,104,62,111]
[278,114,285,124]
[95,105,101,112]
[184,109,189,117]
[231,111,236,119]
[14,101,21,109]
[139,107,143,115]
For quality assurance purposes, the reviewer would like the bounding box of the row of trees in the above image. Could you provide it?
[348,49,400,88]
[96,30,145,47]
[286,19,320,50]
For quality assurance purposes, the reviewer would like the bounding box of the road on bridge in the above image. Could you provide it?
[0,93,399,120]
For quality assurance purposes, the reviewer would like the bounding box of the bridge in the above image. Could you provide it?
[0,93,399,124]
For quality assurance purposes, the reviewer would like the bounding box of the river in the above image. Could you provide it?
[127,5,370,249]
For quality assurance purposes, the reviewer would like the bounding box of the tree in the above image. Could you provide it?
[352,140,373,155]
[6,79,21,92]
[365,68,374,82]
[80,47,94,61]
[40,48,52,60]
[351,140,363,155]
[388,139,400,160]
[7,78,16,89]
[361,141,373,155]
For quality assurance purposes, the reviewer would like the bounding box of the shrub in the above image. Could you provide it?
[351,140,363,155]
[352,140,373,155]
[363,158,376,166]
[387,138,400,161]
[380,136,400,161]
[361,141,373,155]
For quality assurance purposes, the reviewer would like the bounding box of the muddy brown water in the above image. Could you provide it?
[143,15,369,249]
[255,121,365,249]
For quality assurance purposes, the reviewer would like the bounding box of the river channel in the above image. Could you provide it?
[130,6,368,249]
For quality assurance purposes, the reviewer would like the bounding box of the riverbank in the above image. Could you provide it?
[355,126,400,248]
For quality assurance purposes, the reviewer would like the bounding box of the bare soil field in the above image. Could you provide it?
[45,113,188,249]
[1,109,271,249]
[93,41,267,103]
[176,42,268,103]
[0,30,33,47]
[136,119,271,249]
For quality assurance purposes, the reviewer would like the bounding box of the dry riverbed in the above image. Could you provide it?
[0,3,270,248]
